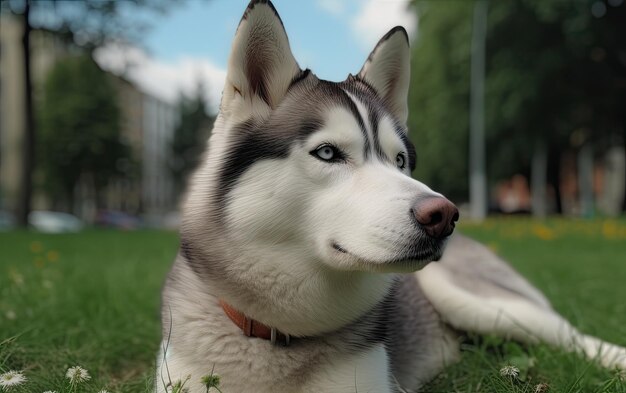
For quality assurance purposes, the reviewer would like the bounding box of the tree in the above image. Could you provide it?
[409,2,474,202]
[16,1,35,226]
[484,0,626,214]
[0,0,184,226]
[169,84,215,196]
[38,55,131,212]
[409,0,626,213]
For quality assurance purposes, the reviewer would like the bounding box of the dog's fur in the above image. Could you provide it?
[156,1,626,392]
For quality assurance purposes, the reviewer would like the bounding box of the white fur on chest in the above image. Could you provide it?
[156,341,394,393]
[301,344,394,393]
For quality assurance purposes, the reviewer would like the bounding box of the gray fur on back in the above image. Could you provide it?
[439,235,551,309]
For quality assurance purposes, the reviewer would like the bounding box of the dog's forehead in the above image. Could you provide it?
[289,76,413,164]
[278,75,397,135]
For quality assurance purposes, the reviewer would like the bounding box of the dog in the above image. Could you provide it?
[156,1,626,391]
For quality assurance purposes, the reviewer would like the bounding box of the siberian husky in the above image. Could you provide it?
[157,1,626,392]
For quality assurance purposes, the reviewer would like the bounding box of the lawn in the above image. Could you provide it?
[1,218,625,392]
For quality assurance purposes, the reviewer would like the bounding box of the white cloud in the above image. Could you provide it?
[93,43,226,113]
[316,0,346,16]
[351,0,417,51]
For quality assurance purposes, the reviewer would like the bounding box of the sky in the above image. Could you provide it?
[94,0,416,112]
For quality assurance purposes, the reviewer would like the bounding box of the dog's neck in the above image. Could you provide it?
[186,243,395,337]
[219,299,292,345]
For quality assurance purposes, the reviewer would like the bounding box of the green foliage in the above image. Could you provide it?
[409,1,473,201]
[169,85,215,194]
[38,55,132,209]
[1,0,184,51]
[409,0,626,200]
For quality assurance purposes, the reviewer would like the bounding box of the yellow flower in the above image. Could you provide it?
[34,257,45,269]
[46,250,60,262]
[29,241,43,253]
[532,224,555,241]
[601,220,618,239]
[487,242,499,253]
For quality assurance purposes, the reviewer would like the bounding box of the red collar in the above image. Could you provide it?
[219,299,291,345]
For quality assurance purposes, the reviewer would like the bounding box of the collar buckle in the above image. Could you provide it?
[270,327,291,346]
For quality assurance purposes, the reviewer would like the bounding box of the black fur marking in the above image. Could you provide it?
[178,238,214,281]
[240,0,285,30]
[216,120,290,209]
[396,125,416,171]
[215,117,324,213]
[380,26,409,46]
[331,237,442,266]
[342,77,414,167]
[289,69,311,89]
[359,26,409,78]
[350,104,371,161]
[331,242,348,253]
[314,80,371,160]
[180,239,193,261]
[367,99,395,165]
[351,74,379,97]
[343,277,400,351]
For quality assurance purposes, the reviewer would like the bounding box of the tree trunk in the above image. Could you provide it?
[469,0,488,220]
[578,144,594,218]
[622,112,626,212]
[547,146,563,214]
[16,0,35,227]
[530,141,547,217]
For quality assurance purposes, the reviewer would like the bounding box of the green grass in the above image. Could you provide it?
[0,230,178,392]
[1,218,625,392]
[424,217,626,393]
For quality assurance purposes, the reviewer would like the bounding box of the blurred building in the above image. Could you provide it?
[142,95,177,216]
[0,14,179,222]
[106,75,178,218]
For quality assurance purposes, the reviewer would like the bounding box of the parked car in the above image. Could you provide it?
[95,210,140,230]
[28,211,83,233]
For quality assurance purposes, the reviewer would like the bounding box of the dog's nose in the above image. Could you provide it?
[413,197,459,239]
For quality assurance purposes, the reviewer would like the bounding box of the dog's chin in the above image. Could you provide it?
[330,240,446,273]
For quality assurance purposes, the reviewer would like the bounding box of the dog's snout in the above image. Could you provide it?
[413,197,459,239]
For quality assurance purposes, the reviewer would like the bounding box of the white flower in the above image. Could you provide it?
[98,390,110,393]
[499,365,520,378]
[534,383,549,392]
[0,370,27,389]
[43,391,58,393]
[65,366,91,384]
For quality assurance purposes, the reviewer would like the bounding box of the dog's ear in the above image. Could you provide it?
[221,0,300,118]
[358,27,410,125]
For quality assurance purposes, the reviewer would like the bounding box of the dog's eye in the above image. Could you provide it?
[396,153,406,169]
[311,144,344,162]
